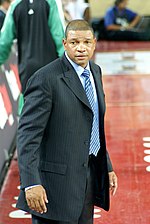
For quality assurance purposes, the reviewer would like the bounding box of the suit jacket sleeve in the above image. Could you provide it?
[98,64,113,173]
[17,70,52,189]
[106,151,113,172]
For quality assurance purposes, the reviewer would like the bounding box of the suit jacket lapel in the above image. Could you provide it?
[90,62,105,115]
[61,55,92,110]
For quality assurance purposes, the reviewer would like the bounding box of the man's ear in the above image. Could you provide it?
[94,37,97,49]
[62,38,67,49]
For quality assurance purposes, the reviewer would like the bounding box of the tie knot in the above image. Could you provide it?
[82,69,90,78]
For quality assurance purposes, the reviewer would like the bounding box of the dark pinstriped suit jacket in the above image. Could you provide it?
[16,54,113,221]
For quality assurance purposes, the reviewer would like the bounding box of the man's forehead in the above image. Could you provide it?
[67,30,94,39]
[68,30,93,34]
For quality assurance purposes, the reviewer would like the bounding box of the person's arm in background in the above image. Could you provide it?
[106,14,141,31]
[106,23,122,31]
[104,7,141,31]
[83,7,91,22]
[47,0,64,57]
[126,14,141,29]
[0,1,16,65]
[104,7,122,31]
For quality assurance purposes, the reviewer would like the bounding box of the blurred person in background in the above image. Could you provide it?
[0,0,64,95]
[0,0,11,29]
[63,0,91,23]
[104,0,150,41]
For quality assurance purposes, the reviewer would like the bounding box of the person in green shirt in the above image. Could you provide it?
[0,0,64,102]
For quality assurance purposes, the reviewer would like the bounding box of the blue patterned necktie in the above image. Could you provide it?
[81,69,100,156]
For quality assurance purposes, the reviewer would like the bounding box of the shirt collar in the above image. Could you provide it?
[65,52,90,77]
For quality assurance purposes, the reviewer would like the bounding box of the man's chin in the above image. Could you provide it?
[75,59,87,67]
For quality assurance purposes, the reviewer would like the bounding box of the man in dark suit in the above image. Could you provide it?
[17,19,118,224]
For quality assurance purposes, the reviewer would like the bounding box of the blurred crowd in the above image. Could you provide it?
[1,0,150,41]
[0,0,90,30]
[62,0,90,23]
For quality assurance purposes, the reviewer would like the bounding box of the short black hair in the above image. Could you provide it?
[114,0,125,6]
[65,19,95,39]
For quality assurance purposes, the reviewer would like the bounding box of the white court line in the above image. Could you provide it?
[144,155,150,163]
[143,143,150,148]
[143,137,150,141]
[146,166,150,172]
[144,150,150,154]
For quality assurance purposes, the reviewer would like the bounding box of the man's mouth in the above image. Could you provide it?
[76,55,87,59]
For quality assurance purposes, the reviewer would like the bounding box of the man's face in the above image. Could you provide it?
[119,0,128,9]
[63,30,96,68]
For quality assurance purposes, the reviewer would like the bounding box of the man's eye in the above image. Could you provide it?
[85,41,91,44]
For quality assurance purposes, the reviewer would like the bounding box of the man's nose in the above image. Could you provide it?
[77,43,86,51]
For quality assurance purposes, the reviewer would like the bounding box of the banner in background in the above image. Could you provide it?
[0,44,21,179]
